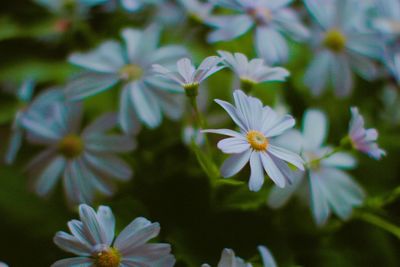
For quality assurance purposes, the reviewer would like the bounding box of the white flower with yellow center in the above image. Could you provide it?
[52,204,175,267]
[203,90,304,191]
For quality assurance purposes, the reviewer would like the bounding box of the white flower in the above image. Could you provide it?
[218,51,290,85]
[203,90,304,191]
[152,56,224,91]
[202,248,251,267]
[268,109,365,225]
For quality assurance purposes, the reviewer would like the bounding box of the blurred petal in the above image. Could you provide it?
[309,171,331,226]
[82,113,117,136]
[256,27,289,64]
[35,156,66,196]
[302,109,328,150]
[207,15,253,43]
[322,152,356,169]
[119,86,142,135]
[85,135,136,153]
[65,72,120,101]
[130,83,162,128]
[84,152,133,181]
[331,54,353,98]
[69,41,124,73]
[304,51,332,96]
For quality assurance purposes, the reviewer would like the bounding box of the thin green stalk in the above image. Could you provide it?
[354,210,400,240]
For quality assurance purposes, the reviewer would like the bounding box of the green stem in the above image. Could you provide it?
[189,96,205,129]
[354,210,400,240]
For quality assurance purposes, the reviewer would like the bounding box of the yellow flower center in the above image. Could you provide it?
[247,130,269,151]
[119,64,143,81]
[304,152,321,171]
[323,29,347,52]
[58,134,83,159]
[94,247,121,267]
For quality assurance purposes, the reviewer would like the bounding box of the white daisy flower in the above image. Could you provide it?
[203,90,304,191]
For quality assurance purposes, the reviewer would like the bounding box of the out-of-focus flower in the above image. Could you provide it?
[52,204,175,267]
[217,50,289,90]
[380,84,400,125]
[178,0,215,23]
[0,262,8,267]
[349,107,386,160]
[374,0,400,84]
[152,56,224,97]
[268,109,365,225]
[5,81,65,164]
[206,0,309,65]
[373,0,400,36]
[303,0,381,97]
[67,25,187,134]
[258,245,278,267]
[203,90,304,191]
[119,0,164,12]
[183,126,206,146]
[202,248,251,267]
[23,103,135,205]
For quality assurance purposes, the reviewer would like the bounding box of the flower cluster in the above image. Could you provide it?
[1,0,396,265]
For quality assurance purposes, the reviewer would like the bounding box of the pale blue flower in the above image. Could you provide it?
[374,0,400,83]
[66,25,187,134]
[178,0,215,22]
[206,0,309,64]
[119,0,165,12]
[258,245,278,267]
[152,56,224,93]
[349,107,386,160]
[303,0,382,97]
[23,103,135,205]
[268,109,365,226]
[183,126,206,146]
[217,50,290,86]
[52,204,175,267]
[5,81,66,164]
[0,262,8,267]
[202,248,251,267]
[203,90,304,191]
[373,0,400,36]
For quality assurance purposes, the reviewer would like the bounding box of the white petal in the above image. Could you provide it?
[267,144,304,170]
[220,149,252,178]
[217,137,250,154]
[260,152,286,188]
[249,152,265,192]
